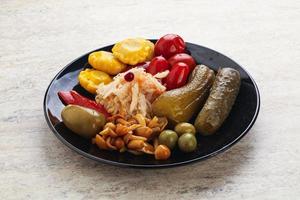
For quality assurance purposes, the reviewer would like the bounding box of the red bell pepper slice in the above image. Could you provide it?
[58,90,111,118]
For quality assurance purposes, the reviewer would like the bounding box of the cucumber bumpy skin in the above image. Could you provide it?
[152,65,215,125]
[194,67,241,135]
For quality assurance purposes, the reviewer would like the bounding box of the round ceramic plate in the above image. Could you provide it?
[44,40,260,168]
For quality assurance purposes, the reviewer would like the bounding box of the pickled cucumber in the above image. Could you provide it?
[194,68,241,135]
[152,65,215,125]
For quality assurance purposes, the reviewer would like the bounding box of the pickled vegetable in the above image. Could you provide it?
[112,38,154,65]
[168,53,196,71]
[178,133,197,152]
[152,65,215,125]
[154,34,185,58]
[78,69,112,94]
[88,51,126,75]
[154,145,171,160]
[158,130,178,149]
[174,122,196,136]
[165,62,190,90]
[146,56,170,75]
[58,90,111,118]
[61,105,106,139]
[194,68,241,135]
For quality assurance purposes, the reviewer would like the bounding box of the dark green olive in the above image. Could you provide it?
[178,133,197,152]
[174,122,196,136]
[61,105,106,139]
[158,130,178,149]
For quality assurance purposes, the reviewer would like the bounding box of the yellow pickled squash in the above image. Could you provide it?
[78,69,112,94]
[112,38,154,65]
[88,51,126,75]
[145,40,154,61]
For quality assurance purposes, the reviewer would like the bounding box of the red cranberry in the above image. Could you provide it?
[124,72,134,82]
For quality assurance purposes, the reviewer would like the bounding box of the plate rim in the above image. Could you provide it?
[43,42,261,168]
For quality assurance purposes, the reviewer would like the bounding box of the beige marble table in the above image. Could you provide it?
[1,0,300,199]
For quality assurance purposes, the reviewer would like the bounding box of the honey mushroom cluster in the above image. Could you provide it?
[92,114,171,160]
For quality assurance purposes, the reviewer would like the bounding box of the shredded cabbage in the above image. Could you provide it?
[96,67,166,117]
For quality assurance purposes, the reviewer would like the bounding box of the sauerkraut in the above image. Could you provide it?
[96,67,167,117]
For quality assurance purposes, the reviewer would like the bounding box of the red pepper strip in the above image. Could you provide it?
[70,91,111,118]
[58,90,111,118]
[58,91,76,104]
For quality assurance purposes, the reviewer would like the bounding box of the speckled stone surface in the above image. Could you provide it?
[0,0,300,199]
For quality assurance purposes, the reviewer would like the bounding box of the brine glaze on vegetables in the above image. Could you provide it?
[194,68,241,135]
[57,34,244,161]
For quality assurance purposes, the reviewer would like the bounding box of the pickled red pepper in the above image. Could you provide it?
[58,90,110,118]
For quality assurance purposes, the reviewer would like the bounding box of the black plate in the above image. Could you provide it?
[44,40,260,168]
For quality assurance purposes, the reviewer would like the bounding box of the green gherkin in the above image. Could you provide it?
[194,68,241,135]
[152,65,215,126]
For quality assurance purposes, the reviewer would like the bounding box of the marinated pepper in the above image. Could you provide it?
[58,90,111,118]
[78,68,112,94]
[88,51,126,75]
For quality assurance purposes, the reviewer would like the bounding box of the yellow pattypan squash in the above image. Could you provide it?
[112,38,154,65]
[88,51,126,75]
[78,69,112,94]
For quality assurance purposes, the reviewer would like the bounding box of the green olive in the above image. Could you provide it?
[61,105,106,139]
[158,130,178,149]
[174,122,196,136]
[178,133,197,152]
